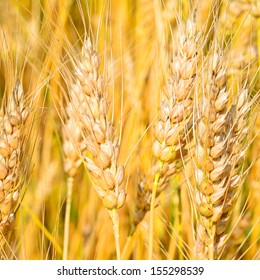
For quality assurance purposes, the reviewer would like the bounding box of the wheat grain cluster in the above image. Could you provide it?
[0,0,259,260]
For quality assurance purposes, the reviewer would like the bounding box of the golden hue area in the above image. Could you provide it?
[0,0,259,260]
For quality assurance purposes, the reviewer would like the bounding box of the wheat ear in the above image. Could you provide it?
[70,38,126,260]
[62,82,88,260]
[132,19,199,259]
[0,81,29,247]
[194,52,251,259]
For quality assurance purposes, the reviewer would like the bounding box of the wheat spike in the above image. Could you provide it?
[73,38,126,210]
[64,38,126,259]
[194,52,251,259]
[133,19,199,230]
[0,81,29,244]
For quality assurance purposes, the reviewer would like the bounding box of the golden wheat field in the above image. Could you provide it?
[0,0,260,260]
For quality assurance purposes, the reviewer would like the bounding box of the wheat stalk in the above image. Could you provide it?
[130,19,199,259]
[65,38,126,259]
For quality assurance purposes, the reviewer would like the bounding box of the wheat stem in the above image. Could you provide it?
[109,209,121,260]
[63,176,74,260]
[122,236,133,260]
[148,161,163,260]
